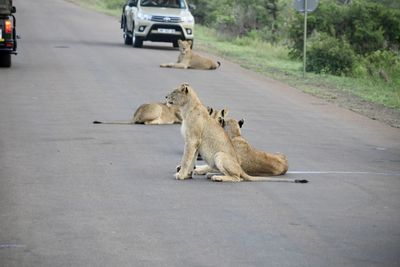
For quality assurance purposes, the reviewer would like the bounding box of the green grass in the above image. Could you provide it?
[70,0,400,110]
[67,0,122,17]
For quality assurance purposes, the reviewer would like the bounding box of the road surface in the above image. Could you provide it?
[1,0,399,266]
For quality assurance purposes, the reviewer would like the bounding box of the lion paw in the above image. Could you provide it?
[211,176,223,182]
[177,165,196,173]
[175,172,193,180]
[205,173,214,179]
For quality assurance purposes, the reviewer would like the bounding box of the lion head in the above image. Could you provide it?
[165,83,193,107]
[221,118,244,138]
[178,40,192,55]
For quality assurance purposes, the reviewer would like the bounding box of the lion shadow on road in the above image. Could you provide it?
[138,43,178,51]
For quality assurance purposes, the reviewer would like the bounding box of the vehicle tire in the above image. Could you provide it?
[133,35,143,48]
[173,40,179,48]
[124,23,133,45]
[124,32,133,45]
[0,54,11,68]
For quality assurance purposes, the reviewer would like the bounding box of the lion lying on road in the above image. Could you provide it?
[93,102,182,125]
[160,40,221,70]
[166,83,307,183]
[194,118,289,177]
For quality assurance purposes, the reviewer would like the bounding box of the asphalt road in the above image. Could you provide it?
[1,0,400,266]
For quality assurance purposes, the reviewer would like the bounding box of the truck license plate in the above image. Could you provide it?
[158,28,175,34]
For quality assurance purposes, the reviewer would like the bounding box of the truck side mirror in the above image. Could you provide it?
[11,6,16,13]
[128,0,137,7]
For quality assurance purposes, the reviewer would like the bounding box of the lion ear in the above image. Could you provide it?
[208,107,213,115]
[187,40,193,46]
[238,119,244,128]
[178,39,182,45]
[181,83,189,94]
[221,108,229,118]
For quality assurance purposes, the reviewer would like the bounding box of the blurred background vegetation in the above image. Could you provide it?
[73,0,400,110]
[190,0,399,82]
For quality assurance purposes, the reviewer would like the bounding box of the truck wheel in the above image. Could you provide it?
[0,54,11,68]
[124,23,133,45]
[124,32,133,45]
[133,35,143,48]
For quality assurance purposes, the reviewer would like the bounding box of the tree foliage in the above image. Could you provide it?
[187,0,400,77]
[305,33,356,75]
[286,0,400,76]
[189,0,293,42]
[289,0,400,57]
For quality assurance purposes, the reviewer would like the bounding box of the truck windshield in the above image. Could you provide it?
[140,0,186,9]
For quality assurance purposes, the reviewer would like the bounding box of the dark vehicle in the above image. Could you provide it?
[0,0,17,67]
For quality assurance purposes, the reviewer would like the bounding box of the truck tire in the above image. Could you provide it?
[124,32,133,45]
[123,23,133,45]
[0,54,11,68]
[133,35,143,48]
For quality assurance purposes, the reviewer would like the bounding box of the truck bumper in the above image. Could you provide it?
[134,21,194,42]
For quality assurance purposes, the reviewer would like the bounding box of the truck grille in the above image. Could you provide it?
[151,16,181,23]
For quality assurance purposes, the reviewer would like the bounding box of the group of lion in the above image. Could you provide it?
[94,40,307,183]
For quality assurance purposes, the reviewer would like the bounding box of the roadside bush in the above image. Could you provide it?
[190,0,294,43]
[288,0,400,79]
[362,50,400,84]
[306,33,355,76]
[288,0,400,57]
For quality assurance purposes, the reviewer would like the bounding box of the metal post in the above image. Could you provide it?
[303,0,308,77]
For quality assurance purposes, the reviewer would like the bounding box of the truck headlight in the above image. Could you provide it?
[181,15,194,23]
[137,11,152,21]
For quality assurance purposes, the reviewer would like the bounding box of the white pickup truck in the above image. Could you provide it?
[120,0,195,48]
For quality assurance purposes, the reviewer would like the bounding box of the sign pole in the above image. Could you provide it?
[303,0,308,77]
[294,0,318,77]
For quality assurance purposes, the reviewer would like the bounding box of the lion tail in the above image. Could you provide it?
[241,171,308,183]
[211,61,221,70]
[92,120,133,125]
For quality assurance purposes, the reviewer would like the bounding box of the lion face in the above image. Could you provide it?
[222,118,244,138]
[166,83,191,107]
[178,40,192,55]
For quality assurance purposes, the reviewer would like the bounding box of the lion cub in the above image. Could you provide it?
[166,83,307,183]
[160,40,221,70]
[93,102,181,125]
[224,118,289,175]
[196,118,288,175]
[194,118,289,176]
